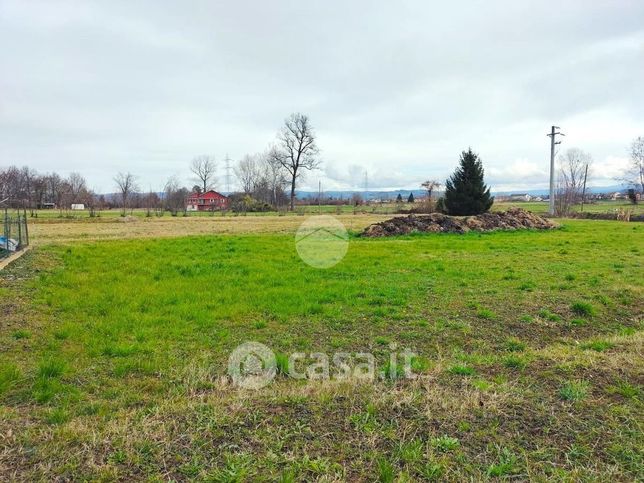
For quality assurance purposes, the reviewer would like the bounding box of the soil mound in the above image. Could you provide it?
[362,208,557,237]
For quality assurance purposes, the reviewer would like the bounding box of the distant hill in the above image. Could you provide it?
[295,185,628,201]
[97,185,629,201]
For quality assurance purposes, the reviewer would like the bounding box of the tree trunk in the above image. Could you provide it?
[290,176,296,211]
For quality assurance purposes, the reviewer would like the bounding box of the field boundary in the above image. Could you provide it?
[0,246,31,271]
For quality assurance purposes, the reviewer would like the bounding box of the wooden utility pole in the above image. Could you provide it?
[364,171,369,205]
[580,163,589,212]
[547,126,565,215]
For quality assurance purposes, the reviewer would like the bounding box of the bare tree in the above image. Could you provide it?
[234,154,262,194]
[45,172,66,214]
[142,189,160,217]
[67,172,91,207]
[191,155,217,193]
[556,148,592,215]
[262,153,288,207]
[269,113,321,210]
[114,172,138,216]
[164,176,188,216]
[624,136,644,194]
[421,180,441,199]
[420,180,441,213]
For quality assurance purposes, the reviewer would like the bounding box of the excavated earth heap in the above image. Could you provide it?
[361,208,557,237]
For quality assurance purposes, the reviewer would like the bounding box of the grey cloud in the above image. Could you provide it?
[1,0,643,192]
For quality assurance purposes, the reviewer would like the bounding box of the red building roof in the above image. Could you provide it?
[188,190,227,200]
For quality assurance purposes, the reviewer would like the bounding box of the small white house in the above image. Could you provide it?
[509,194,532,202]
[71,204,85,210]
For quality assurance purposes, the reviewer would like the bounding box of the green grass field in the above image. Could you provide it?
[1,219,642,480]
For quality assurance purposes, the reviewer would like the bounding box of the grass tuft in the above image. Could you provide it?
[487,448,518,477]
[448,364,476,376]
[431,435,460,452]
[503,355,527,370]
[275,352,290,376]
[376,457,395,483]
[37,358,65,379]
[11,329,31,339]
[559,380,590,401]
[505,338,526,352]
[538,309,561,322]
[581,340,615,352]
[0,364,22,395]
[477,309,495,319]
[571,301,596,317]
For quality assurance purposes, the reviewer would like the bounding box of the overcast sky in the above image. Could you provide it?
[1,0,643,193]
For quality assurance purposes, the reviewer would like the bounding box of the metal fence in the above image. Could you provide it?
[1,208,29,255]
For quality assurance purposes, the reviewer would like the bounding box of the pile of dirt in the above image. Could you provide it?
[361,208,557,237]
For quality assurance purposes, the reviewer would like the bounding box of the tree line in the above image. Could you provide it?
[0,112,322,215]
[2,127,642,216]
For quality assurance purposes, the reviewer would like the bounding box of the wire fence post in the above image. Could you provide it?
[18,212,22,248]
[1,207,30,255]
[3,208,8,251]
[23,207,29,246]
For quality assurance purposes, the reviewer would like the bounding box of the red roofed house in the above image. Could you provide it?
[186,190,229,211]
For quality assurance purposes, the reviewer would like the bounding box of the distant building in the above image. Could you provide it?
[508,193,533,202]
[186,190,229,211]
[71,204,85,210]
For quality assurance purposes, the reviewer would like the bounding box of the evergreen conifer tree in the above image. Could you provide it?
[444,148,494,215]
[407,192,415,203]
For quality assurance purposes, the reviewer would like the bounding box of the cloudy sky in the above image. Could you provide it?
[1,0,643,193]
